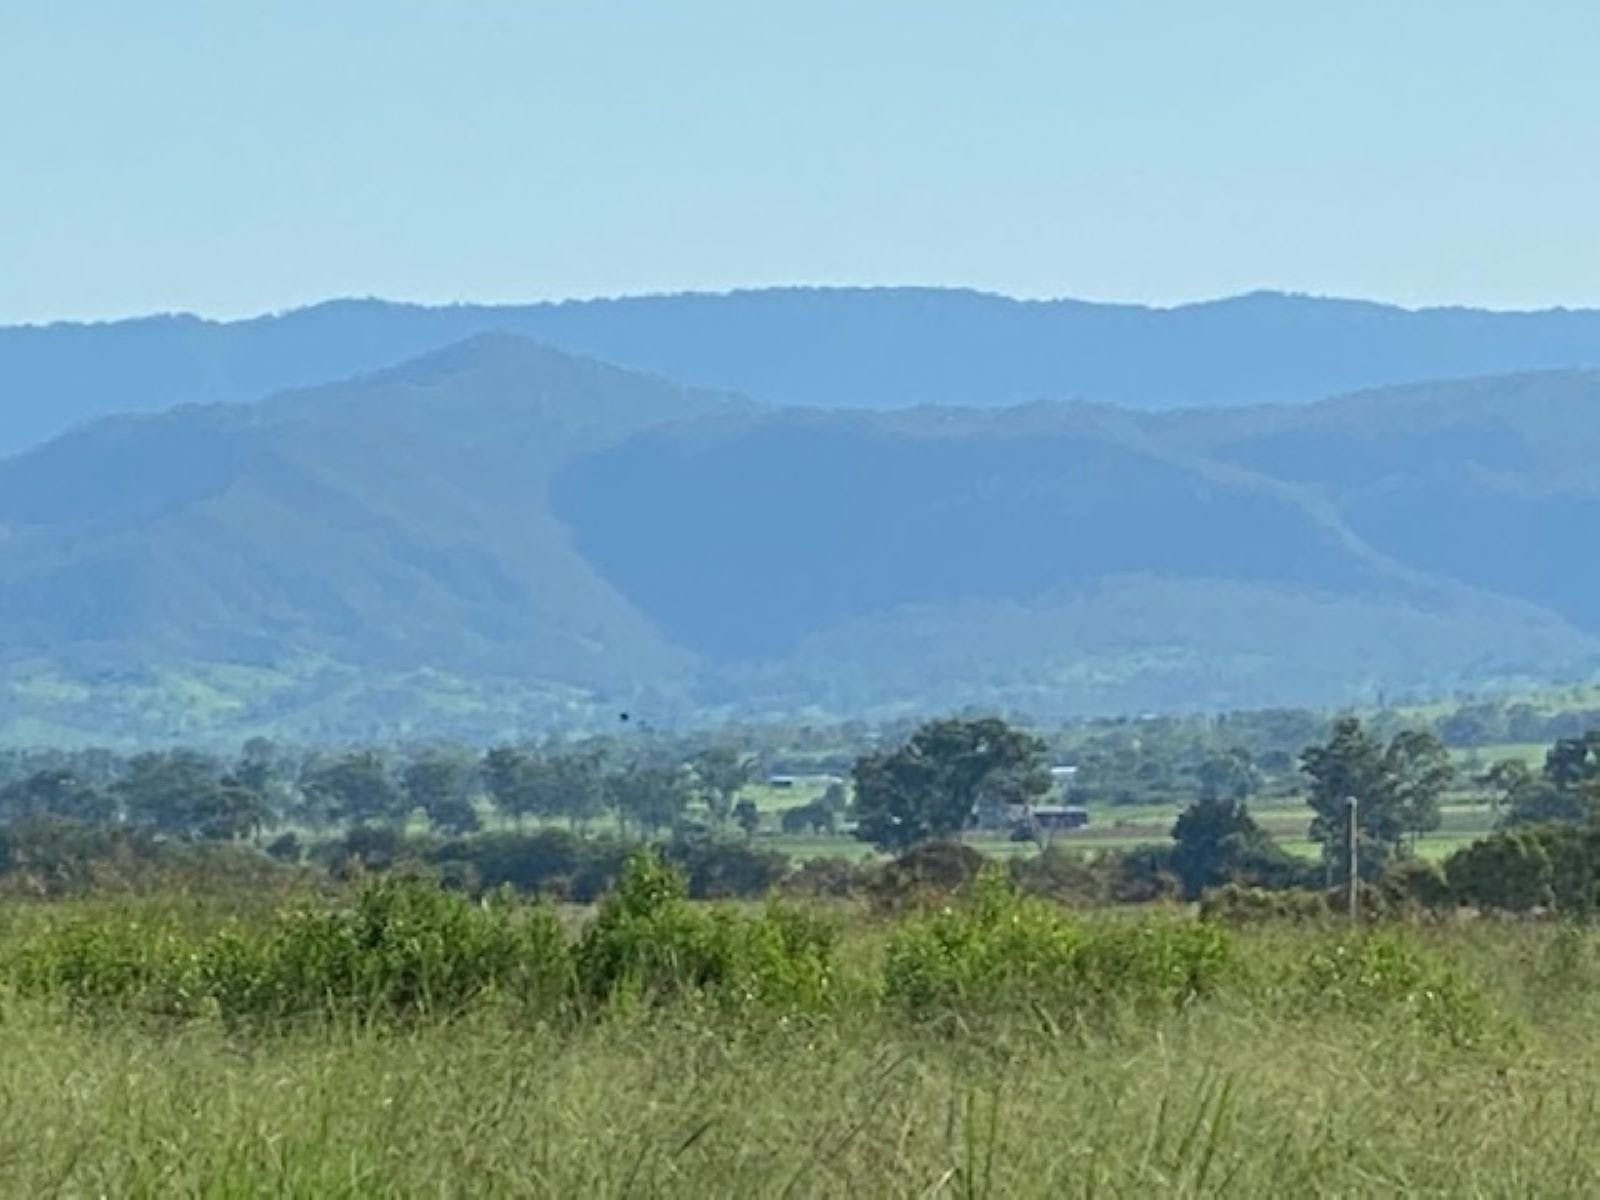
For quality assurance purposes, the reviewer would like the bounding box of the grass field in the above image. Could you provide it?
[765,797,1502,866]
[4,879,1600,1194]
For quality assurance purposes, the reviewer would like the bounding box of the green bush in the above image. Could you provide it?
[574,850,836,1013]
[1525,825,1600,917]
[1009,844,1115,906]
[197,878,572,1023]
[1379,859,1453,915]
[426,829,628,901]
[1198,884,1332,926]
[7,877,573,1025]
[662,835,792,899]
[866,840,986,911]
[779,855,873,898]
[7,913,198,1013]
[884,868,1230,1019]
[1296,931,1501,1047]
[1445,832,1554,914]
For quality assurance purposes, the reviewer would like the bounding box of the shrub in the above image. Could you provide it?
[1199,884,1332,926]
[884,867,1230,1019]
[1445,832,1554,914]
[662,835,791,899]
[321,825,429,876]
[780,855,872,899]
[867,840,985,911]
[1295,930,1501,1047]
[264,832,304,864]
[1106,845,1181,904]
[6,877,573,1025]
[573,850,836,1013]
[198,877,572,1023]
[1525,825,1600,917]
[1380,859,1453,915]
[1009,845,1113,906]
[0,819,167,896]
[426,830,629,901]
[7,913,199,1013]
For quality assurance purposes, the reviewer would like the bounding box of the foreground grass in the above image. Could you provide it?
[5,875,1600,1195]
[1,991,1596,1196]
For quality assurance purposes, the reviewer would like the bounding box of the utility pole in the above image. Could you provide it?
[1345,795,1360,922]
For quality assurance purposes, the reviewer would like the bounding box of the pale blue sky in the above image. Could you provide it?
[4,1,1598,322]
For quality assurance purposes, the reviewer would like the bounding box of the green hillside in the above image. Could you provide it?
[3,341,1599,742]
[0,337,739,739]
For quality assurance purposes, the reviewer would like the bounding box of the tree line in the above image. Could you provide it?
[3,709,1600,916]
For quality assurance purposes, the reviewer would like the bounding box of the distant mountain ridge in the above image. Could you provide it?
[12,288,1600,457]
[2,334,1599,742]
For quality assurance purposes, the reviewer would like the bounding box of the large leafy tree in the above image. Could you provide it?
[234,737,281,796]
[191,780,272,841]
[483,747,609,832]
[0,769,115,826]
[300,751,403,828]
[609,762,695,838]
[1169,796,1299,898]
[1488,732,1600,828]
[1300,717,1452,875]
[1544,732,1600,790]
[1444,831,1554,913]
[114,750,268,840]
[693,746,757,829]
[481,747,538,827]
[403,754,478,835]
[852,717,1049,852]
[117,750,222,835]
[545,751,610,832]
[1197,749,1259,804]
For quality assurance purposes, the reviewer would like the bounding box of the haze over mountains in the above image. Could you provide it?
[12,288,1600,457]
[3,288,1599,743]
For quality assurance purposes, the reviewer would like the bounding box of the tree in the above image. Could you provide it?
[402,754,477,834]
[1444,832,1554,913]
[234,737,280,795]
[1300,718,1452,875]
[482,747,536,827]
[694,746,756,829]
[423,793,481,836]
[1485,735,1600,828]
[1479,757,1534,824]
[1503,780,1595,828]
[1196,749,1259,804]
[544,751,610,832]
[733,797,761,840]
[1544,732,1600,790]
[191,779,271,841]
[852,717,1049,853]
[1169,795,1298,899]
[117,750,224,835]
[1385,729,1453,842]
[820,781,849,819]
[780,802,835,835]
[301,751,402,829]
[0,769,114,826]
[609,762,695,838]
[111,751,269,841]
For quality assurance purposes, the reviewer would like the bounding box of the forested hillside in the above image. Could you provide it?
[0,337,737,739]
[11,289,1600,456]
[3,335,1598,742]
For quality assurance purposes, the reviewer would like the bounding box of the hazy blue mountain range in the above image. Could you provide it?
[12,288,1600,458]
[2,333,1597,742]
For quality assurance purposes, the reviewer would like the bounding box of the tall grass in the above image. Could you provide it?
[3,855,1600,1193]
